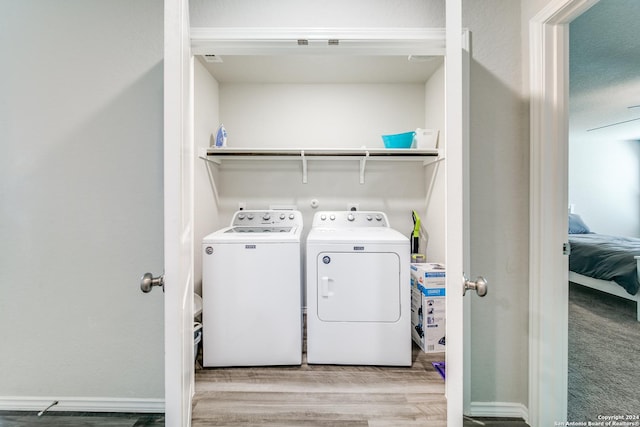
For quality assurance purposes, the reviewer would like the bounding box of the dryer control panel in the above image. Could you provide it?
[312,211,389,228]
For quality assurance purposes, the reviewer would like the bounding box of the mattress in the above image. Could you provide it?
[568,233,640,295]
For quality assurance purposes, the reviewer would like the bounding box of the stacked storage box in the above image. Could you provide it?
[410,263,446,353]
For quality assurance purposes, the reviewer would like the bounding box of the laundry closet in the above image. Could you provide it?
[192,31,448,299]
[162,1,472,422]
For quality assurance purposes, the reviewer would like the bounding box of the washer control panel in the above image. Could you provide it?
[312,211,389,228]
[231,210,303,227]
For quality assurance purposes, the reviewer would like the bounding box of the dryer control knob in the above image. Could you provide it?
[247,214,255,220]
[366,215,372,221]
[279,213,286,220]
[320,214,327,221]
[347,213,355,221]
[376,214,383,221]
[238,214,246,220]
[329,215,336,221]
[263,214,271,220]
[289,213,295,220]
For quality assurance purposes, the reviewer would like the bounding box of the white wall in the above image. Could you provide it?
[219,83,426,148]
[193,66,439,294]
[423,63,446,263]
[190,0,445,28]
[191,0,446,277]
[194,58,221,296]
[569,139,640,237]
[0,0,164,407]
[198,80,435,257]
[213,80,434,237]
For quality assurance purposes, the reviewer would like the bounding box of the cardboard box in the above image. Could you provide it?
[410,263,446,353]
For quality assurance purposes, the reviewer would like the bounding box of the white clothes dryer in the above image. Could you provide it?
[202,210,303,367]
[306,211,411,366]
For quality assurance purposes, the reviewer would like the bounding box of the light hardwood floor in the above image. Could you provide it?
[0,345,528,427]
[193,344,447,427]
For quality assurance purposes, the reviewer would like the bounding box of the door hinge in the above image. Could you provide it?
[563,242,571,255]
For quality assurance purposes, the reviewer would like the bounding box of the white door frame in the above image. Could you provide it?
[164,0,195,425]
[183,3,466,425]
[445,0,466,425]
[528,1,598,425]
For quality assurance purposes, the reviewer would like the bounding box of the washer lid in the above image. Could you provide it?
[203,225,301,243]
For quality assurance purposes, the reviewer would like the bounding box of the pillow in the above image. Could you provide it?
[568,213,591,234]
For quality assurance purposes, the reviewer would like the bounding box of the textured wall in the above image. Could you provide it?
[0,0,164,402]
[190,0,445,28]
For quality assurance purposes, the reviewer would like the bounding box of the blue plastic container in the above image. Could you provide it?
[381,131,415,149]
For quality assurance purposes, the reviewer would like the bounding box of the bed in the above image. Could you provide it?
[568,213,640,321]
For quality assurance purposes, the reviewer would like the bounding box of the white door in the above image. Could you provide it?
[445,1,477,426]
[164,0,194,425]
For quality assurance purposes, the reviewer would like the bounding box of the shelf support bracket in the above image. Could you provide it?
[205,156,222,165]
[301,150,308,184]
[359,151,370,184]
[423,155,445,167]
[198,147,221,164]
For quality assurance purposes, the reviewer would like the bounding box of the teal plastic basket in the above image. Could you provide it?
[381,131,415,148]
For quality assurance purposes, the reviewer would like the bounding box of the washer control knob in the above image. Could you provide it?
[237,214,245,220]
[247,214,255,220]
[320,214,327,221]
[263,213,271,220]
[375,214,383,221]
[366,215,372,221]
[347,213,355,221]
[329,214,336,221]
[289,213,295,220]
[279,213,286,220]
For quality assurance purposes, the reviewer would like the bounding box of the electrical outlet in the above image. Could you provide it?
[347,203,359,211]
[238,202,246,211]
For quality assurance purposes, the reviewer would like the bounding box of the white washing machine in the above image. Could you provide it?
[202,210,303,367]
[306,211,411,366]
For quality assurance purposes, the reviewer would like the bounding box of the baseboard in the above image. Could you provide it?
[0,396,164,413]
[468,401,529,423]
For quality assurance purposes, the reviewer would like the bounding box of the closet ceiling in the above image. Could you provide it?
[198,54,443,84]
[570,0,640,142]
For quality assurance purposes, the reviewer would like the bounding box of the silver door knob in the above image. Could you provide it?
[140,272,164,293]
[463,276,488,297]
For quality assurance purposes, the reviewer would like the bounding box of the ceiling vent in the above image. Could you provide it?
[203,54,223,63]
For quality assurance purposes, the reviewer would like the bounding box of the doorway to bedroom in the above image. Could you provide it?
[567,0,640,420]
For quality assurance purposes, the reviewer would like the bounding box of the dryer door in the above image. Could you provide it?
[316,252,400,322]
